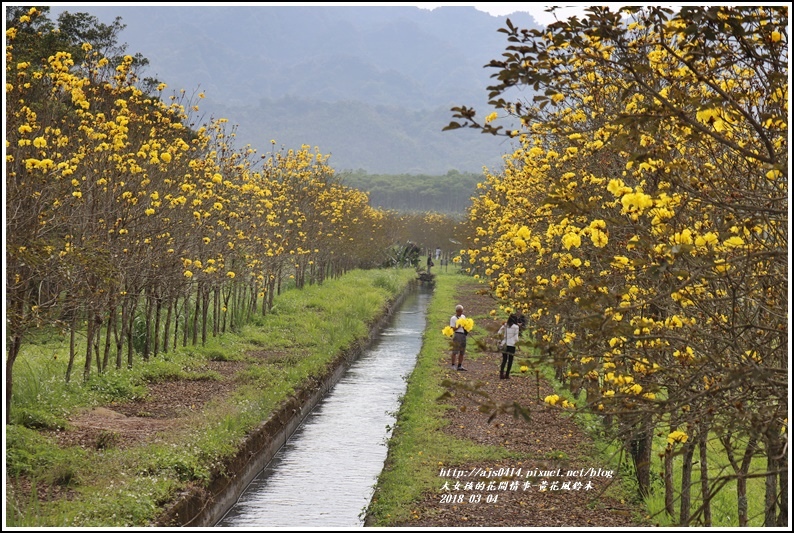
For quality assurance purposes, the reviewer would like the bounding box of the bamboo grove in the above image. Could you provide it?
[446,6,787,526]
[4,8,458,422]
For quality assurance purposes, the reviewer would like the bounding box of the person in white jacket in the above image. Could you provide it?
[497,314,520,379]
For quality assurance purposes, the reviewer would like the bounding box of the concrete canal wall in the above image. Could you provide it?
[155,282,415,527]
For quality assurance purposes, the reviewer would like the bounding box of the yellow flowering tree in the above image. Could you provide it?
[5,10,409,425]
[448,6,787,523]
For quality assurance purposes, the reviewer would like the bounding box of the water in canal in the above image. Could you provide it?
[216,284,432,528]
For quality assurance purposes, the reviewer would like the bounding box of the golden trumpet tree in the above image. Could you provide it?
[449,6,787,523]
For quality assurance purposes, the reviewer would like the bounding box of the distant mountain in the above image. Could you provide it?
[46,5,542,174]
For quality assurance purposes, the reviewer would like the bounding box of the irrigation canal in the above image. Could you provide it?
[216,284,433,527]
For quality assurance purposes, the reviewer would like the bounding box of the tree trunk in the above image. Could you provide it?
[183,292,190,347]
[192,284,200,346]
[664,446,674,518]
[162,297,172,355]
[765,430,780,526]
[66,312,77,383]
[125,295,140,369]
[115,299,126,369]
[223,285,232,333]
[174,296,182,351]
[201,285,209,345]
[142,290,152,361]
[680,440,695,525]
[721,433,758,527]
[6,335,21,424]
[233,282,243,332]
[153,292,162,358]
[94,315,102,374]
[247,280,256,321]
[83,312,97,382]
[103,304,115,371]
[628,422,653,499]
[778,431,788,527]
[277,265,283,295]
[267,275,276,312]
[699,432,711,526]
[213,287,220,337]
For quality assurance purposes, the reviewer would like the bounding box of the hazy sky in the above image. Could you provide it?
[36,2,611,27]
[418,2,594,25]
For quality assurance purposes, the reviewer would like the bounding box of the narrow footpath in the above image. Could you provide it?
[391,282,650,527]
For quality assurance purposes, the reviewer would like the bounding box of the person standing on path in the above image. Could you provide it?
[497,314,520,379]
[450,304,468,371]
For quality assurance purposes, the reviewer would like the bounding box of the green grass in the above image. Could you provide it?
[5,267,416,527]
[642,432,769,526]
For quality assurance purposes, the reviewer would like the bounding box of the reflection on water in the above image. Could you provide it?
[216,287,431,528]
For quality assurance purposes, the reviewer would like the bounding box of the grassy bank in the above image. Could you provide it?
[366,272,530,525]
[5,268,416,527]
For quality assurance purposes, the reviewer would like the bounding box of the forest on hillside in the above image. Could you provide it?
[339,170,482,216]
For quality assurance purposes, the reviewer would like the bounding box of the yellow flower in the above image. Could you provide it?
[456,317,474,332]
[184,270,193,278]
[544,394,560,406]
[667,430,688,445]
[562,233,581,250]
[442,326,454,337]
[723,236,744,248]
[520,365,528,373]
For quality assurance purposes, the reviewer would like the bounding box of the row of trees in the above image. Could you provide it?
[449,6,787,526]
[4,7,461,422]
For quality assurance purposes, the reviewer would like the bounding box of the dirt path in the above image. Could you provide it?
[391,284,649,527]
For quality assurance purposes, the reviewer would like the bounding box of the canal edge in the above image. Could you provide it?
[154,280,417,527]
